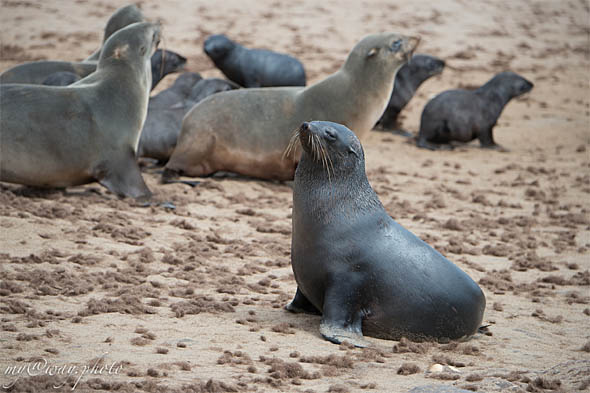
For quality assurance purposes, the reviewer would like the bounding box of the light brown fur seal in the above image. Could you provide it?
[0,22,160,199]
[163,32,419,181]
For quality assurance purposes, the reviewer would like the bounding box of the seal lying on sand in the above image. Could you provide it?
[204,34,306,87]
[285,121,486,346]
[377,54,445,133]
[164,32,418,181]
[6,49,185,90]
[417,71,533,150]
[147,72,202,109]
[138,77,238,162]
[0,22,160,199]
[85,4,145,62]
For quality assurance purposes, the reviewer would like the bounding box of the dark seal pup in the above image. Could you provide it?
[285,121,485,346]
[377,54,445,132]
[138,77,238,162]
[0,22,160,199]
[42,71,81,86]
[149,49,187,89]
[204,34,306,87]
[417,71,533,150]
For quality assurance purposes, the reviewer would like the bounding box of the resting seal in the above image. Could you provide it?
[285,121,486,346]
[164,32,418,181]
[204,34,306,87]
[138,77,238,162]
[417,71,533,150]
[3,49,185,90]
[85,4,145,61]
[147,71,202,110]
[377,54,445,132]
[0,22,160,199]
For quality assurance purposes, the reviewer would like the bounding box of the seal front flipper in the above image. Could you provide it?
[319,282,369,348]
[94,148,152,200]
[285,288,321,315]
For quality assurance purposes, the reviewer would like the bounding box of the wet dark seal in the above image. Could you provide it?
[138,77,238,162]
[377,54,445,133]
[0,22,161,199]
[164,33,418,181]
[204,34,306,87]
[417,71,533,150]
[285,121,485,346]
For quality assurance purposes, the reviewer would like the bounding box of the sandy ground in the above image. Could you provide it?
[1,0,589,392]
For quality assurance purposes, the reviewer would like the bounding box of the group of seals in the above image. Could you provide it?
[163,32,419,181]
[204,34,306,87]
[0,22,160,199]
[377,54,445,132]
[285,121,486,346]
[138,73,239,162]
[417,71,534,150]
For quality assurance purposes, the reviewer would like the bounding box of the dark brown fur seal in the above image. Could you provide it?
[285,121,486,347]
[204,34,306,87]
[163,33,418,181]
[417,71,533,150]
[377,54,445,132]
[0,22,160,199]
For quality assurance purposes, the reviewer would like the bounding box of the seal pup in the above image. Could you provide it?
[150,49,187,89]
[284,121,486,346]
[147,71,202,110]
[417,71,533,150]
[164,32,419,181]
[138,77,238,162]
[0,22,160,199]
[377,54,445,133]
[3,50,184,90]
[85,4,145,61]
[204,34,306,87]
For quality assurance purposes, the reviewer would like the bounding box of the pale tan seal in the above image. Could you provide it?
[85,4,145,61]
[163,32,419,181]
[0,22,160,199]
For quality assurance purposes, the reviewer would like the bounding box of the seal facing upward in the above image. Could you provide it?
[286,121,485,346]
[0,22,161,199]
[164,32,418,181]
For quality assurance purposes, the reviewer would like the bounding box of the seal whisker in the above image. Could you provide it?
[283,129,301,161]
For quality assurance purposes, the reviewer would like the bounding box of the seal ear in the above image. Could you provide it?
[367,47,379,58]
[139,46,147,56]
[348,147,359,158]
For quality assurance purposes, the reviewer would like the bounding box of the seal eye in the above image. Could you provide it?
[390,39,402,52]
[325,128,337,141]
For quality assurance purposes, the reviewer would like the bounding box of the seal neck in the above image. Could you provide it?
[294,153,383,220]
[476,78,517,118]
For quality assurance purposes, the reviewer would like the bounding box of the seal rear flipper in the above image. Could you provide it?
[95,150,152,200]
[285,288,321,315]
[319,283,368,348]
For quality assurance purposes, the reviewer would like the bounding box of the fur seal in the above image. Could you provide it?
[417,71,533,150]
[164,32,418,181]
[0,22,160,199]
[42,71,81,86]
[285,121,486,346]
[377,54,445,132]
[204,34,306,87]
[150,49,187,89]
[147,71,202,110]
[3,50,185,90]
[138,77,238,162]
[85,4,145,61]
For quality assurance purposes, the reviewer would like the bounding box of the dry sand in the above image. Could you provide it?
[0,0,589,392]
